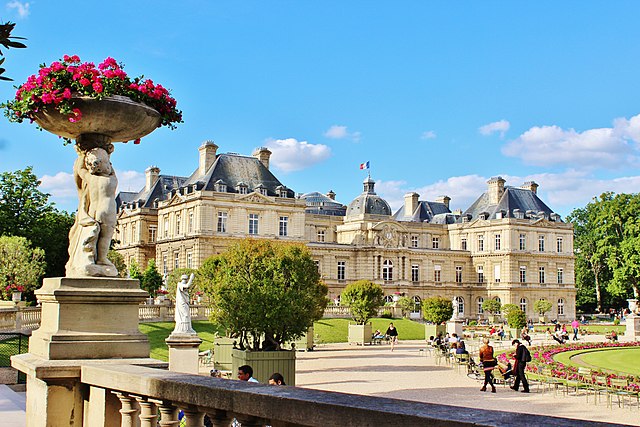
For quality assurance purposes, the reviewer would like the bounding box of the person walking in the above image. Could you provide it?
[571,319,580,341]
[386,322,399,351]
[510,340,530,393]
[478,337,497,393]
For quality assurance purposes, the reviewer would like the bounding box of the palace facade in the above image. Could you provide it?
[115,141,576,321]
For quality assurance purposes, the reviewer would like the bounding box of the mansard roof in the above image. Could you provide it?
[393,201,451,223]
[302,192,347,216]
[117,175,188,209]
[461,186,559,222]
[183,153,295,197]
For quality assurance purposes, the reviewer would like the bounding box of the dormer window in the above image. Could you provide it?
[255,184,268,196]
[215,179,227,193]
[513,209,524,219]
[479,212,489,220]
[275,185,288,198]
[236,182,248,195]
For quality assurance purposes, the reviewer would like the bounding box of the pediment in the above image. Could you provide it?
[371,220,408,233]
[238,191,271,203]
[165,192,186,206]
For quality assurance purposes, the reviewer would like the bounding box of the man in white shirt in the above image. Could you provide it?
[238,365,259,383]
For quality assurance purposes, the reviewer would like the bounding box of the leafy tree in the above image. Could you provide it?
[506,309,527,329]
[128,259,142,280]
[501,304,519,317]
[422,296,454,324]
[396,296,414,318]
[107,250,127,277]
[203,240,328,351]
[0,21,27,81]
[534,299,553,316]
[141,259,163,297]
[341,280,384,325]
[166,268,200,299]
[37,210,74,277]
[0,235,45,300]
[481,298,501,315]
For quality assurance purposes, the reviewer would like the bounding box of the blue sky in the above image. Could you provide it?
[1,1,640,217]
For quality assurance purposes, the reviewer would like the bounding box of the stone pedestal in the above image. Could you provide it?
[625,313,640,338]
[29,277,150,360]
[166,333,202,374]
[446,319,464,337]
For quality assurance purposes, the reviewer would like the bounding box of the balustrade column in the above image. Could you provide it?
[158,402,180,427]
[234,414,266,427]
[205,409,232,427]
[136,397,158,427]
[182,406,205,426]
[115,392,140,427]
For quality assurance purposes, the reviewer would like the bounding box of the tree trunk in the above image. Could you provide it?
[594,267,603,313]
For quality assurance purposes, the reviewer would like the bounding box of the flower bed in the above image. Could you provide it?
[497,342,640,391]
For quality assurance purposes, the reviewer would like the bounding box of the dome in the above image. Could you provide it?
[301,192,346,216]
[346,176,392,217]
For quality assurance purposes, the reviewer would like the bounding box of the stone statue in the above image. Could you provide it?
[66,143,118,277]
[173,273,196,335]
[451,297,459,320]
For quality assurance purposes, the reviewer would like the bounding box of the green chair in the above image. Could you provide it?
[607,378,638,409]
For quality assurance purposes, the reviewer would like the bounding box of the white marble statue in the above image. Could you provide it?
[451,297,459,320]
[173,273,196,335]
[65,143,118,277]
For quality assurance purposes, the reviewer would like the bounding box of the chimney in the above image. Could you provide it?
[404,192,419,216]
[520,181,539,195]
[198,140,218,175]
[253,147,272,170]
[326,190,336,200]
[145,166,160,192]
[487,176,506,204]
[435,195,451,209]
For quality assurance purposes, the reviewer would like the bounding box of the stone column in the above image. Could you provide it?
[166,333,202,374]
[625,313,640,338]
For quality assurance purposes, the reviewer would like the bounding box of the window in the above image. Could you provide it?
[495,234,501,251]
[477,266,484,283]
[259,187,268,196]
[494,264,501,283]
[411,235,418,248]
[454,296,464,316]
[131,223,136,243]
[478,235,484,252]
[434,264,441,282]
[461,238,467,250]
[411,264,419,282]
[494,297,502,313]
[412,296,421,313]
[383,260,393,281]
[557,298,565,316]
[478,297,484,314]
[248,213,259,235]
[279,216,288,237]
[337,261,346,281]
[238,185,248,195]
[174,252,179,270]
[163,216,169,238]
[520,298,527,313]
[538,235,545,252]
[317,230,325,242]
[432,237,440,249]
[557,237,563,253]
[384,295,394,304]
[175,214,181,235]
[455,266,463,283]
[163,255,167,275]
[186,251,192,269]
[519,234,526,251]
[122,224,127,245]
[314,260,320,273]
[149,226,157,243]
[557,268,564,284]
[217,212,227,233]
[519,266,526,283]
[539,266,545,284]
[188,211,194,233]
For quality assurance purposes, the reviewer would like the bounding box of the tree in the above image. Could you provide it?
[506,309,527,330]
[141,259,163,297]
[501,304,519,317]
[534,299,553,316]
[203,240,328,351]
[0,235,45,300]
[396,296,414,318]
[107,250,127,278]
[128,259,142,281]
[166,268,200,299]
[422,296,454,324]
[0,21,27,81]
[481,299,501,315]
[341,280,384,325]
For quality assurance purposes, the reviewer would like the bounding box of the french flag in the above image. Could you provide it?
[359,161,370,170]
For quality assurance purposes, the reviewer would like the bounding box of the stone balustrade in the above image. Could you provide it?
[77,363,598,427]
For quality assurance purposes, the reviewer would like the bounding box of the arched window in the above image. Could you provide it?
[412,296,422,313]
[477,297,484,314]
[494,296,502,314]
[382,260,393,281]
[520,298,527,313]
[455,296,464,316]
[384,295,394,304]
[557,298,565,316]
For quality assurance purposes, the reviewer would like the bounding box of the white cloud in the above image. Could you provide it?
[116,169,146,193]
[479,119,510,137]
[264,138,331,172]
[421,130,437,140]
[6,1,30,18]
[324,125,361,142]
[503,113,640,170]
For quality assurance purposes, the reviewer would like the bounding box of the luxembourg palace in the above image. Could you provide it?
[115,141,576,321]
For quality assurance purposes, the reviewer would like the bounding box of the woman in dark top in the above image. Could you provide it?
[386,323,398,351]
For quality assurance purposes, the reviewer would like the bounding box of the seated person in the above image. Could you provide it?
[553,330,565,344]
[373,329,385,340]
[498,361,513,380]
[520,329,532,345]
[497,326,505,339]
[489,326,497,336]
[610,330,618,341]
[455,341,468,355]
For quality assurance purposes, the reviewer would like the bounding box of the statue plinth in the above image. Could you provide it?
[29,277,150,360]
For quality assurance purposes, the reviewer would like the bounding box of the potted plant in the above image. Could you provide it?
[506,308,527,339]
[422,296,453,339]
[6,284,25,303]
[156,288,169,303]
[534,299,553,323]
[341,280,384,345]
[203,239,328,385]
[482,298,502,324]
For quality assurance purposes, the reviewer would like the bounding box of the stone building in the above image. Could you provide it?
[115,142,576,321]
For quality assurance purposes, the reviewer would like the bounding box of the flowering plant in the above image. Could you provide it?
[156,289,169,295]
[5,283,25,292]
[2,55,182,143]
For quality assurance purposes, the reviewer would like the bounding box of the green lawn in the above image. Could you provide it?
[533,324,625,334]
[554,347,640,376]
[313,318,425,343]
[139,321,224,361]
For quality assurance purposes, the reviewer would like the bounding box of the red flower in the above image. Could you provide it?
[68,108,82,123]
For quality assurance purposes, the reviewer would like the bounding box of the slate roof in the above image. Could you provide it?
[182,153,295,197]
[346,176,392,217]
[393,201,452,223]
[461,186,559,222]
[302,192,347,216]
[116,175,188,209]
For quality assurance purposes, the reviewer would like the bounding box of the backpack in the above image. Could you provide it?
[521,345,532,362]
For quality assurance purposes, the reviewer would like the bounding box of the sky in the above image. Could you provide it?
[1,1,640,218]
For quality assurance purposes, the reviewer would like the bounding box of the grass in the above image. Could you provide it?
[313,318,425,343]
[532,324,625,334]
[139,321,224,361]
[553,347,640,376]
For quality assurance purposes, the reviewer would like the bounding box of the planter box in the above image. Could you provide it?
[288,326,314,351]
[232,348,296,385]
[508,328,521,340]
[539,316,547,324]
[424,324,446,340]
[348,323,372,345]
[213,336,235,371]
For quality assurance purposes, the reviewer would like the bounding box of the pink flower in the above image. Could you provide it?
[68,108,82,123]
[133,138,141,144]
[92,81,104,93]
[79,78,91,87]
